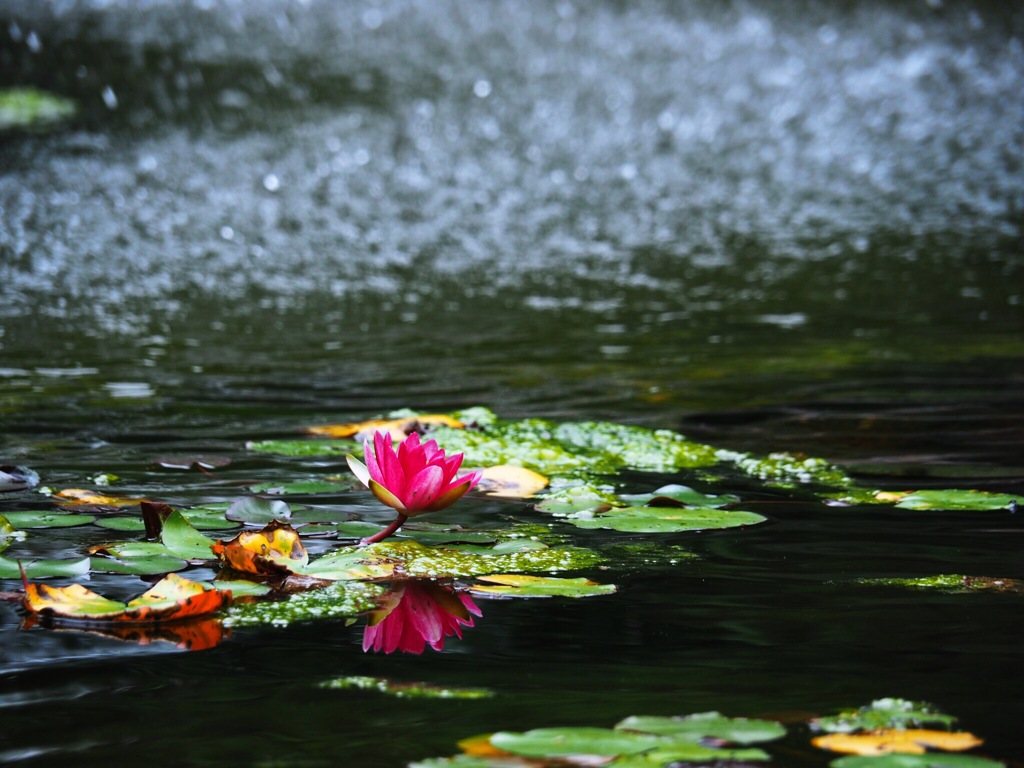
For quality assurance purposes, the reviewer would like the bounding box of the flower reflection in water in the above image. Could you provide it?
[363,579,482,655]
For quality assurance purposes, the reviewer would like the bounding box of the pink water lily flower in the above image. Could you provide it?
[362,579,482,654]
[346,431,482,544]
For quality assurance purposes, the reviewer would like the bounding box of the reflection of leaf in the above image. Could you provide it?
[154,455,231,471]
[476,466,549,498]
[212,521,309,575]
[320,675,493,699]
[21,613,229,651]
[308,414,464,440]
[813,730,983,756]
[616,712,786,744]
[23,573,230,623]
[471,574,616,598]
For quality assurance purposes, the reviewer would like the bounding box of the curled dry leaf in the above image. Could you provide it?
[308,414,464,441]
[476,465,549,498]
[56,488,148,509]
[812,729,984,756]
[23,573,230,624]
[212,520,309,575]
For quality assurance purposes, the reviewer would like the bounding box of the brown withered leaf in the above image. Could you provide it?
[212,520,309,575]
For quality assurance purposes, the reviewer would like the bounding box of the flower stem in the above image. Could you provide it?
[361,514,409,545]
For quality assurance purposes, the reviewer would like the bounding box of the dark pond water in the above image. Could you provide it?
[1,1,1023,766]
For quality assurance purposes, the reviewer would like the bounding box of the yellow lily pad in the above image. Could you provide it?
[476,465,549,498]
[812,729,983,756]
[307,414,464,440]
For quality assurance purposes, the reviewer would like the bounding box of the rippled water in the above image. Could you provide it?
[1,1,1023,766]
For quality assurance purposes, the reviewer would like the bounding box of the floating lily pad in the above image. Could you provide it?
[309,413,465,439]
[248,479,353,495]
[205,579,274,598]
[224,580,387,628]
[619,484,739,508]
[490,727,662,758]
[831,754,1005,768]
[319,675,493,699]
[161,511,216,560]
[811,699,957,734]
[476,465,549,498]
[225,497,293,524]
[93,517,148,532]
[178,507,242,530]
[1,511,96,529]
[888,490,1018,512]
[616,712,786,744]
[566,506,767,534]
[471,574,616,598]
[89,542,188,575]
[0,556,91,580]
[0,88,77,131]
[246,439,352,457]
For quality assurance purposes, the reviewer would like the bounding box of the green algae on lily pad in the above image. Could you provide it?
[859,574,1024,594]
[721,450,854,489]
[223,580,387,628]
[811,698,958,734]
[830,754,1005,768]
[0,556,91,580]
[1,511,96,529]
[334,520,498,545]
[319,675,493,699]
[304,539,604,582]
[246,439,353,457]
[616,712,785,744]
[0,88,77,131]
[470,574,616,598]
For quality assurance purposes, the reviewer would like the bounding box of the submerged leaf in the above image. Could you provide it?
[813,730,983,756]
[23,573,230,624]
[470,574,616,598]
[320,675,493,699]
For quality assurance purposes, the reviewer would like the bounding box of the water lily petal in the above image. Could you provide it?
[369,478,408,512]
[422,477,475,513]
[373,432,406,498]
[346,454,372,488]
[407,465,445,511]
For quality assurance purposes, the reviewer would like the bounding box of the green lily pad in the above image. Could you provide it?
[811,698,957,734]
[93,517,148,532]
[619,484,739,508]
[161,511,216,560]
[567,506,767,533]
[0,88,77,131]
[616,712,786,744]
[831,755,1005,768]
[204,579,274,598]
[409,757,514,768]
[892,489,1018,512]
[89,543,187,575]
[248,479,353,495]
[225,497,293,524]
[471,574,617,598]
[490,727,662,758]
[0,556,91,580]
[2,511,96,529]
[223,580,387,627]
[178,507,242,530]
[319,676,493,699]
[246,439,353,457]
